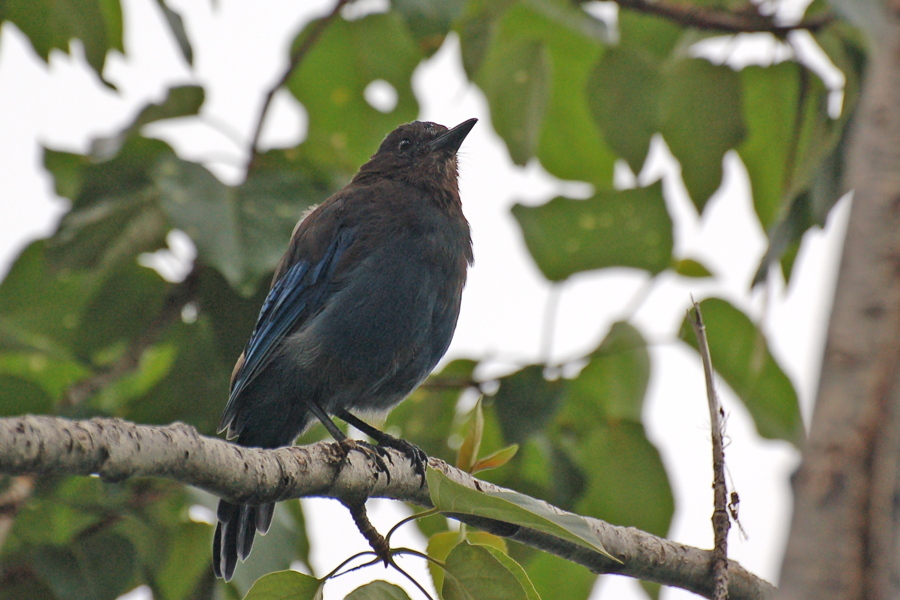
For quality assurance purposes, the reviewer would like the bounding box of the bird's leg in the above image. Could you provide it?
[336,408,428,486]
[342,498,390,566]
[308,400,391,478]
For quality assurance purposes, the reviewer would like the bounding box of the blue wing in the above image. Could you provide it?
[218,227,356,434]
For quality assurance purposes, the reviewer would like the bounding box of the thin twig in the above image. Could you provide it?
[609,0,834,35]
[688,301,730,600]
[245,0,350,172]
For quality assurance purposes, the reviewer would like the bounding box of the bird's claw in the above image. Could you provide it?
[337,438,392,482]
[374,435,428,488]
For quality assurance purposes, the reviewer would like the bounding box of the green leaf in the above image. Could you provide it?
[29,531,137,600]
[0,241,99,357]
[44,137,175,273]
[152,155,310,294]
[154,522,212,600]
[154,0,194,64]
[680,298,804,445]
[586,46,661,172]
[241,570,323,600]
[1,0,123,77]
[427,531,461,593]
[524,551,595,600]
[393,0,465,55]
[573,421,674,538]
[427,468,616,560]
[442,542,531,600]
[0,352,87,401]
[457,398,485,472]
[563,321,649,425]
[0,374,53,416]
[673,258,714,278]
[289,12,421,168]
[122,317,229,435]
[512,182,673,281]
[475,28,551,165]
[472,444,519,473]
[660,58,745,212]
[346,581,413,600]
[75,261,170,361]
[738,62,802,230]
[493,365,565,444]
[617,10,681,60]
[478,545,541,600]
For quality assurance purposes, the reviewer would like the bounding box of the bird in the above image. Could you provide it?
[212,118,477,581]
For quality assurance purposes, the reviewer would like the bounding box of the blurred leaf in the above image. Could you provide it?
[427,531,461,593]
[241,570,323,600]
[586,46,661,172]
[493,365,565,445]
[680,298,804,445]
[443,542,534,600]
[617,10,681,60]
[122,317,228,435]
[524,551,595,600]
[393,0,464,55]
[75,261,170,360]
[562,321,649,426]
[475,24,551,164]
[0,241,98,357]
[152,155,309,294]
[289,12,421,168]
[673,258,713,278]
[0,352,87,401]
[427,468,615,560]
[738,62,801,230]
[0,374,53,416]
[457,398,485,472]
[472,444,519,474]
[154,0,194,64]
[660,58,745,211]
[30,530,137,600]
[512,182,673,281]
[283,500,311,572]
[574,421,673,538]
[44,138,175,273]
[455,0,515,77]
[346,581,412,600]
[0,0,123,76]
[154,521,212,600]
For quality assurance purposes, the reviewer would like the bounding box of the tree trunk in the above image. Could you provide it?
[778,7,900,599]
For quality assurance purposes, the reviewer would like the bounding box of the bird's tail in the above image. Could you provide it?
[213,499,275,580]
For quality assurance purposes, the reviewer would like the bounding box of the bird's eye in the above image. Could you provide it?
[398,138,411,153]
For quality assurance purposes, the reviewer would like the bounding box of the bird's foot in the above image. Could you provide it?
[372,433,428,488]
[336,438,392,482]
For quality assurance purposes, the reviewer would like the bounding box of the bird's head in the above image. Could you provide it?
[355,119,477,199]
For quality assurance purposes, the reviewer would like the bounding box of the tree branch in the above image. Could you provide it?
[0,415,774,599]
[608,0,834,34]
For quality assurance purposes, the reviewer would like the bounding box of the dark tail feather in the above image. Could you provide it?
[213,500,275,580]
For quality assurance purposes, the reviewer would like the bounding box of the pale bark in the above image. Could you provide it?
[0,415,774,599]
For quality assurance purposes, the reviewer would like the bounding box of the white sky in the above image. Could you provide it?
[0,1,850,599]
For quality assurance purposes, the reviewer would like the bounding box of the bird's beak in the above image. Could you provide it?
[430,118,477,154]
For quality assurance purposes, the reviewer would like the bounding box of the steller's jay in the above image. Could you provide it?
[213,118,477,580]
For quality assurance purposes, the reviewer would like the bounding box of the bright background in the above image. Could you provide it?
[0,0,848,598]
